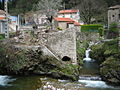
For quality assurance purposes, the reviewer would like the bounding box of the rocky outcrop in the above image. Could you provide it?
[0,40,79,81]
[90,39,120,85]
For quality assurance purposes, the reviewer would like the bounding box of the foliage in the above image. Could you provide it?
[35,0,62,22]
[0,43,28,73]
[8,0,39,15]
[76,0,107,24]
[76,41,88,65]
[98,27,104,37]
[108,22,119,39]
[91,39,120,84]
[61,64,79,75]
[1,0,120,16]
[57,27,63,30]
[109,22,119,33]
[81,24,104,36]
[0,34,5,40]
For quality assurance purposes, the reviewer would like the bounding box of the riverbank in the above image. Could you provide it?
[90,39,120,85]
[0,39,79,81]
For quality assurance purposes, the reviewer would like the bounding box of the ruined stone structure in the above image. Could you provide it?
[37,28,100,65]
[108,5,120,26]
[20,27,100,65]
[45,28,77,64]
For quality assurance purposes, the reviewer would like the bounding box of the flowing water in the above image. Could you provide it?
[0,49,120,90]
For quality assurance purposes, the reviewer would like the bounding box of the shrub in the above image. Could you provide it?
[0,34,5,40]
[108,22,119,39]
[109,22,118,33]
[81,24,103,32]
[57,27,63,30]
[98,27,104,37]
[81,24,104,36]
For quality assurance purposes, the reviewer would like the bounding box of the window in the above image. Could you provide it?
[112,15,115,17]
[119,14,120,19]
[70,14,72,18]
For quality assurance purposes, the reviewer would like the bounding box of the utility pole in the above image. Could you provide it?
[4,0,9,38]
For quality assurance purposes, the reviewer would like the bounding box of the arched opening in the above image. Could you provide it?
[62,56,71,61]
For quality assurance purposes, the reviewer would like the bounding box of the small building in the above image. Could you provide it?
[0,10,6,34]
[58,10,80,22]
[53,10,82,30]
[53,17,80,30]
[108,5,120,26]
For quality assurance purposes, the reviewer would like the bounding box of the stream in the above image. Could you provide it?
[0,49,120,90]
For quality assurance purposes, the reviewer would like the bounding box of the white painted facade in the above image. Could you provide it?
[58,11,80,22]
[68,23,74,28]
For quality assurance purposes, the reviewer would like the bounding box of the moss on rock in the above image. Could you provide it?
[90,39,120,84]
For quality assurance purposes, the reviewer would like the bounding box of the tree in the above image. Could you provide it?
[35,0,62,23]
[76,0,107,24]
[0,0,4,10]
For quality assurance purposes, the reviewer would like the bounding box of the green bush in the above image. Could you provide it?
[109,22,118,33]
[108,22,119,39]
[98,27,104,37]
[81,24,103,33]
[57,27,63,30]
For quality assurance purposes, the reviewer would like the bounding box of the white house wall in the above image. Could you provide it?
[68,24,74,28]
[0,21,5,33]
[58,12,80,22]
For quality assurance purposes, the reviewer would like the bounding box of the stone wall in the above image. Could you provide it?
[45,28,77,64]
[76,32,100,43]
[36,27,100,65]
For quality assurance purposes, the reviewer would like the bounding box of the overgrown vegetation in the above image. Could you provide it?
[91,39,120,84]
[81,24,104,36]
[0,40,79,81]
[0,34,5,40]
[107,22,119,39]
[76,40,88,65]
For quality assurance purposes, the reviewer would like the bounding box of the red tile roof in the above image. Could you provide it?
[54,17,81,26]
[58,10,78,14]
[74,21,81,26]
[54,17,74,22]
[0,17,5,20]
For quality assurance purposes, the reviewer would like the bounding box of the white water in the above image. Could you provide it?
[78,79,111,88]
[78,76,112,88]
[83,48,92,61]
[82,47,116,89]
[0,75,15,86]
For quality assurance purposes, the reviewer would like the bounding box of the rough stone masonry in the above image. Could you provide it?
[45,28,77,64]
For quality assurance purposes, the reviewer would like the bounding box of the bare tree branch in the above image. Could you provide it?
[76,0,107,24]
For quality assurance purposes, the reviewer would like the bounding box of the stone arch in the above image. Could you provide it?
[62,56,71,61]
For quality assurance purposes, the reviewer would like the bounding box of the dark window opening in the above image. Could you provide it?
[119,14,120,19]
[62,56,71,61]
[112,15,115,17]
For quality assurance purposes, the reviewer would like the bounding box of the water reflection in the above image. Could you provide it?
[0,76,42,90]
